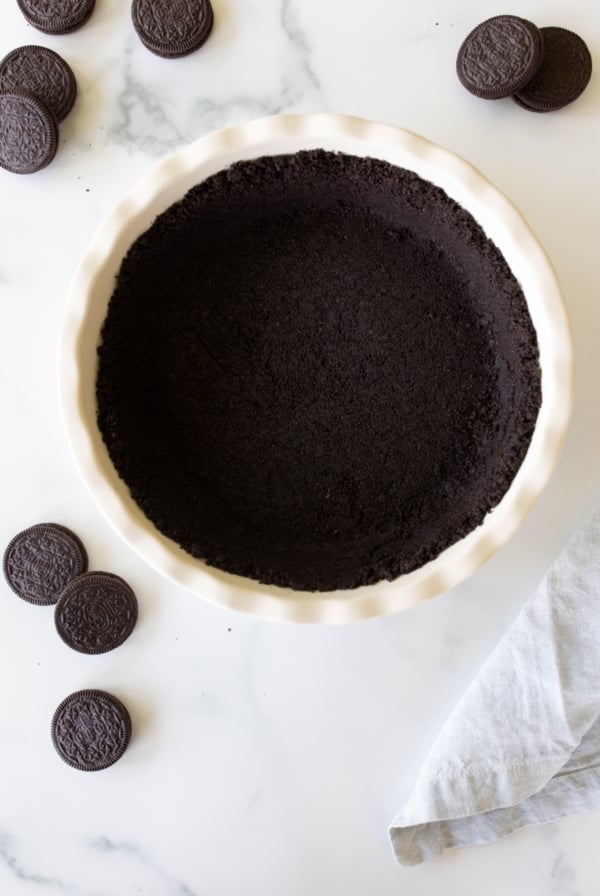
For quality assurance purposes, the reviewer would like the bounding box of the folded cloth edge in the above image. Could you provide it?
[387,506,600,867]
[389,763,600,866]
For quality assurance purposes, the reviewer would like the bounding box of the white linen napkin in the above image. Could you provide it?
[389,506,600,866]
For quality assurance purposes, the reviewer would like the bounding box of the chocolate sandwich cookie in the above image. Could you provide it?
[3,523,88,604]
[16,0,95,35]
[514,27,592,112]
[457,15,544,99]
[0,46,77,123]
[0,91,58,175]
[51,690,132,771]
[54,571,138,654]
[132,0,214,58]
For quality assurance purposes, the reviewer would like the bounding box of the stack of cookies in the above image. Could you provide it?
[0,45,77,174]
[457,15,592,112]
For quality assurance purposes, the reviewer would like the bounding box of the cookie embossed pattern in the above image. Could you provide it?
[3,523,88,605]
[15,0,95,34]
[51,690,132,772]
[131,0,214,57]
[54,571,138,654]
[0,91,58,174]
[0,45,77,122]
[457,15,544,98]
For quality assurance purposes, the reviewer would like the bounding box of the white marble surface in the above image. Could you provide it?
[1,0,600,892]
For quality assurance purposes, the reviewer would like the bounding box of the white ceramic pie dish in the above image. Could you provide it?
[59,113,571,623]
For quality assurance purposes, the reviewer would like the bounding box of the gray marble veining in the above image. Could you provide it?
[0,834,97,896]
[90,837,200,896]
[279,0,322,97]
[109,41,186,155]
[1,0,600,893]
[109,0,323,156]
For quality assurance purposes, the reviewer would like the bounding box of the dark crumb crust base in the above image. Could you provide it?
[97,150,542,592]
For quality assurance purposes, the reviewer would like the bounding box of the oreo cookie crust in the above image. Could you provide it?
[514,27,592,112]
[0,91,58,175]
[132,0,214,58]
[16,0,95,34]
[3,523,88,605]
[54,571,138,654]
[457,15,544,99]
[0,46,77,123]
[51,690,132,771]
[96,150,542,592]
